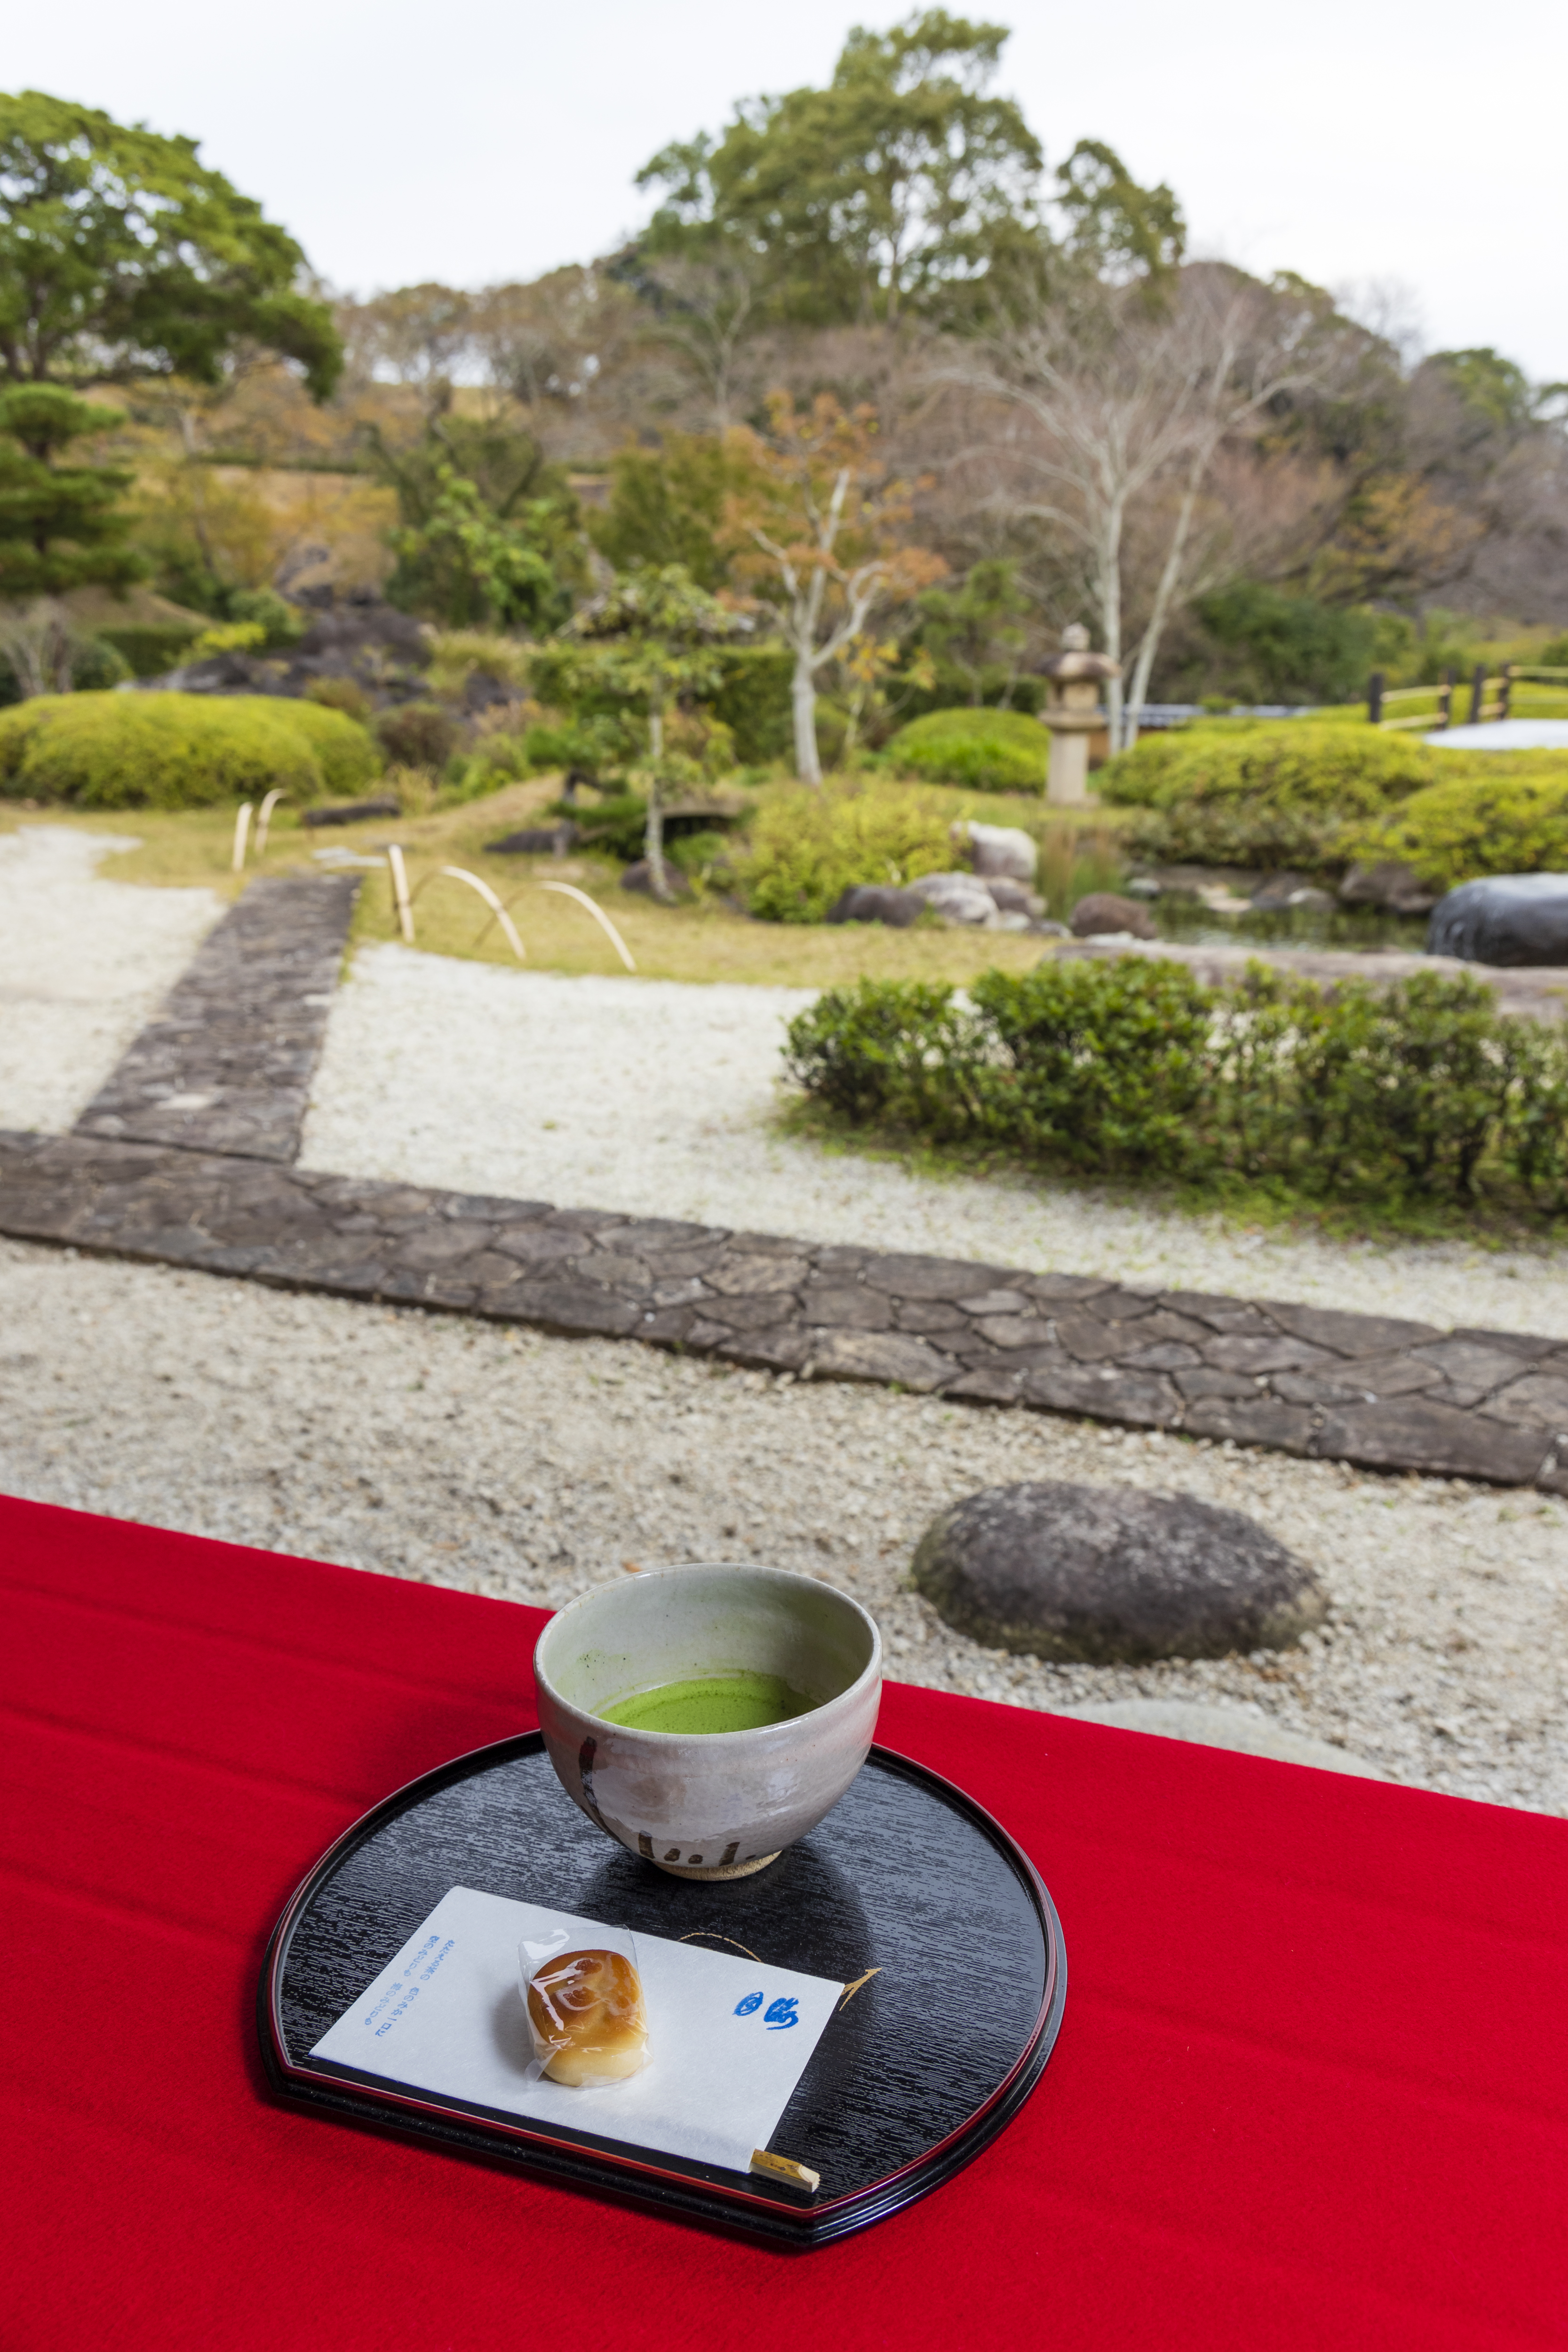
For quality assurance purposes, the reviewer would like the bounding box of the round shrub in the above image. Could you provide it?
[0,691,382,809]
[1098,722,1438,868]
[1340,757,1568,894]
[374,701,459,772]
[886,707,1050,790]
[739,779,957,923]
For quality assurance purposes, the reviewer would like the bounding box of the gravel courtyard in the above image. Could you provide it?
[3,1238,1563,1816]
[301,938,1568,1339]
[0,828,218,1133]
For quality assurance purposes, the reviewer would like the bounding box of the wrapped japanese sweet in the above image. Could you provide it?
[518,1926,649,2087]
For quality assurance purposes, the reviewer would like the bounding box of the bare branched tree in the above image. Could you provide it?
[629,245,766,432]
[952,265,1364,740]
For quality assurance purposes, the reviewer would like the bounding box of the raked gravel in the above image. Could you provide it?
[3,1238,1563,1816]
[0,827,219,1134]
[302,938,1568,1340]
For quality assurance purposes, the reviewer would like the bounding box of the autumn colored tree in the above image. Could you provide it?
[722,392,945,781]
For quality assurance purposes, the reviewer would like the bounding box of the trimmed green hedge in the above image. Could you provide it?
[96,622,204,678]
[1099,723,1438,867]
[885,706,1050,790]
[739,779,956,922]
[1340,759,1568,893]
[0,692,382,809]
[784,957,1568,1210]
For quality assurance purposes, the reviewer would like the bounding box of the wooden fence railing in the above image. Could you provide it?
[1369,664,1568,729]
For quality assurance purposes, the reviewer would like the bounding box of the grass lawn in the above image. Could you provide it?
[2,776,1136,991]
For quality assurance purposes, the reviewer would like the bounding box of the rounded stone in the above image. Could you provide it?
[912,1480,1326,1663]
[1427,873,1568,966]
[1068,892,1157,939]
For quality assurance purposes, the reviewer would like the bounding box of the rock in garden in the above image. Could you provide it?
[826,884,925,926]
[488,824,578,855]
[1427,874,1568,966]
[953,820,1038,881]
[1068,892,1158,939]
[907,871,1002,925]
[301,798,401,828]
[983,876,1046,919]
[911,1480,1325,1663]
[1338,860,1438,916]
[1250,872,1333,912]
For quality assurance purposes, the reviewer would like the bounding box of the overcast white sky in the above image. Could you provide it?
[8,0,1566,380]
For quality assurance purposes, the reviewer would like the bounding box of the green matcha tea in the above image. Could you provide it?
[601,1672,818,1735]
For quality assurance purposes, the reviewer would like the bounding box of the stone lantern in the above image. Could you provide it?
[1039,623,1120,805]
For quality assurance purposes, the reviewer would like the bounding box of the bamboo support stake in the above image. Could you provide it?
[408,865,526,961]
[538,881,637,972]
[387,844,414,943]
[255,790,287,856]
[231,803,252,873]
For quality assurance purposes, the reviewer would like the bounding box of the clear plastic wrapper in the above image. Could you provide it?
[517,1923,649,2088]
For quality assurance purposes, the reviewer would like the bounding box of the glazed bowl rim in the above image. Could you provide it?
[533,1561,883,1744]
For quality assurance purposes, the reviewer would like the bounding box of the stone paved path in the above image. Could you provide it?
[2,1128,1563,1491]
[73,874,358,1162]
[0,874,1561,1491]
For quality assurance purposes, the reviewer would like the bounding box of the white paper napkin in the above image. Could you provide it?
[310,1885,843,2174]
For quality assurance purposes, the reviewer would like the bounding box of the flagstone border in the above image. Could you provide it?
[1,1128,1561,1492]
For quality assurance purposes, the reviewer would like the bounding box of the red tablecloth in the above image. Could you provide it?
[4,1494,1564,2350]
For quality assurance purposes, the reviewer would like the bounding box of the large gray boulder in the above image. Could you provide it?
[1427,874,1568,965]
[912,1481,1325,1662]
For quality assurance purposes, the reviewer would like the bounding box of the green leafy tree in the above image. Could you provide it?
[0,386,143,595]
[1427,348,1537,438]
[1053,140,1184,288]
[0,91,341,396]
[368,413,583,629]
[542,564,751,899]
[914,556,1029,702]
[588,433,733,588]
[637,12,1047,326]
[0,384,145,692]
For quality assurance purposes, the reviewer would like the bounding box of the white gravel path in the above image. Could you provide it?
[0,826,219,1134]
[302,940,1568,1339]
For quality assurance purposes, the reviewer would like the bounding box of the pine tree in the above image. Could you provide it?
[0,387,144,599]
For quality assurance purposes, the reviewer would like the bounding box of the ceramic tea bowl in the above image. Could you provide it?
[533,1564,882,1879]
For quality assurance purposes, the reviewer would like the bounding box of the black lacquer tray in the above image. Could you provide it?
[259,1734,1066,2249]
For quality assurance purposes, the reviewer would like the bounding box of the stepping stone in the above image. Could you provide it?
[1051,1699,1385,1779]
[912,1480,1325,1663]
